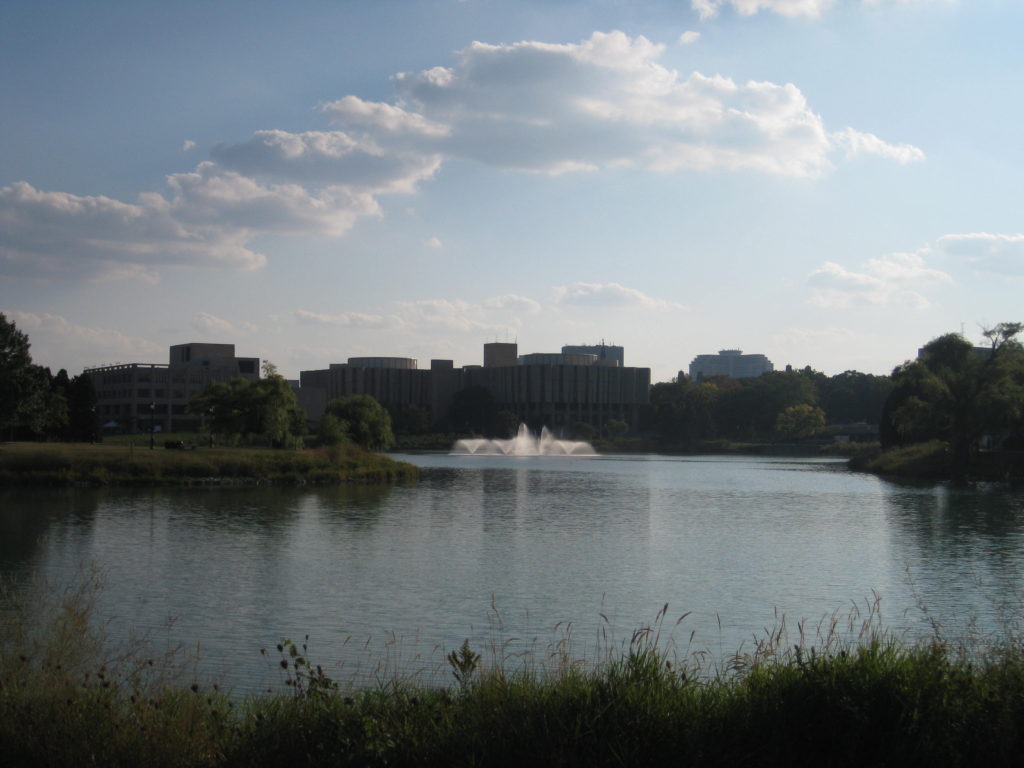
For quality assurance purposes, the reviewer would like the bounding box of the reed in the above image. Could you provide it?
[4,578,1024,766]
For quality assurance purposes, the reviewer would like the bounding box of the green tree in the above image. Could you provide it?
[189,374,305,448]
[775,404,826,440]
[324,394,394,451]
[885,324,1024,473]
[604,418,628,438]
[714,371,818,439]
[0,313,35,438]
[649,378,720,447]
[317,412,349,446]
[819,370,894,425]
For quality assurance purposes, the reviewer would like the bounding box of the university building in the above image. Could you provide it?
[86,343,259,434]
[298,342,650,434]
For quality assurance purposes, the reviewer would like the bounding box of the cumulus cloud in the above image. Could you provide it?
[9,311,161,368]
[807,251,951,309]
[936,232,1024,275]
[191,312,256,336]
[182,139,197,152]
[425,236,443,249]
[294,309,404,330]
[482,294,542,314]
[679,31,702,45]
[831,128,925,164]
[210,129,442,193]
[553,282,685,310]
[2,30,921,282]
[0,180,266,281]
[366,31,919,179]
[692,0,942,19]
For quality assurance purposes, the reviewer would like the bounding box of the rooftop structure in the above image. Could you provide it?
[689,349,774,381]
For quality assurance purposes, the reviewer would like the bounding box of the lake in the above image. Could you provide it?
[3,452,1024,691]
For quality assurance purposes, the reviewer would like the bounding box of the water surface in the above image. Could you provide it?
[3,453,1024,690]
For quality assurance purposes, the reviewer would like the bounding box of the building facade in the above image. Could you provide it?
[688,349,774,381]
[86,343,259,434]
[299,342,650,434]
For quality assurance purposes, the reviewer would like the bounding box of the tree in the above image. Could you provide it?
[323,394,394,451]
[884,325,1024,473]
[775,404,826,440]
[0,313,35,437]
[604,418,628,438]
[189,374,306,448]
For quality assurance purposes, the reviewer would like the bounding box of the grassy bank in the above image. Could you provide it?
[4,582,1024,767]
[0,441,419,486]
[850,441,1024,482]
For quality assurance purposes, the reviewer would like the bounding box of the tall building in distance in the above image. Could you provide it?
[561,342,624,367]
[689,349,773,382]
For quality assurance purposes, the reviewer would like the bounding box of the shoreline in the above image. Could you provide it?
[0,441,419,487]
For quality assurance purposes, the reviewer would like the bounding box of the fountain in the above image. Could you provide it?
[451,423,597,456]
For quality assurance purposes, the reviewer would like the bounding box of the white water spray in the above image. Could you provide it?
[450,423,596,456]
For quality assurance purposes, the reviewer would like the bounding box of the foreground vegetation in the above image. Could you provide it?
[851,440,1024,483]
[4,580,1024,767]
[0,441,418,486]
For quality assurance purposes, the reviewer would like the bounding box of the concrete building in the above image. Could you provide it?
[86,343,259,434]
[299,342,650,434]
[561,342,624,367]
[689,349,774,381]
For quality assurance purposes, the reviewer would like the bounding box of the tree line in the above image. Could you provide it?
[646,367,894,448]
[1,313,98,442]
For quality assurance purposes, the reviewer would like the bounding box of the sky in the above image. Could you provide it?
[2,0,1022,384]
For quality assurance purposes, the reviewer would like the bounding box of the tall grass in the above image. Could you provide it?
[0,442,418,487]
[4,577,1024,766]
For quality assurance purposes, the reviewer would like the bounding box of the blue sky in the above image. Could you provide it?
[2,0,1022,383]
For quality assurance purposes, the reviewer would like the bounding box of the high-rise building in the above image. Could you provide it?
[689,349,773,381]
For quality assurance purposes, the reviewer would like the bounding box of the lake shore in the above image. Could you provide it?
[0,441,419,486]
[4,587,1024,767]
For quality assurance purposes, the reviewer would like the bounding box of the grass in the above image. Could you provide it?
[0,441,419,487]
[5,578,1024,767]
[850,440,1024,482]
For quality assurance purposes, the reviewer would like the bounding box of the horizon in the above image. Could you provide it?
[3,1,1021,384]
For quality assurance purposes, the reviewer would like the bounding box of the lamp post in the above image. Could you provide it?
[208,406,214,448]
[149,402,155,449]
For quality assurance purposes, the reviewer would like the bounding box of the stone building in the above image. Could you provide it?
[86,343,259,434]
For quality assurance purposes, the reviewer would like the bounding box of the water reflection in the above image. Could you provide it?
[3,456,1024,691]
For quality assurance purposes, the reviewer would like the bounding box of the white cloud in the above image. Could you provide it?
[679,31,702,45]
[210,129,442,193]
[482,294,542,313]
[294,309,404,329]
[0,180,266,281]
[312,31,919,180]
[692,0,944,19]
[831,128,925,165]
[425,236,443,249]
[936,232,1024,275]
[192,312,255,336]
[807,251,951,309]
[182,139,197,152]
[553,282,685,310]
[395,298,509,333]
[1,31,921,283]
[9,311,161,370]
